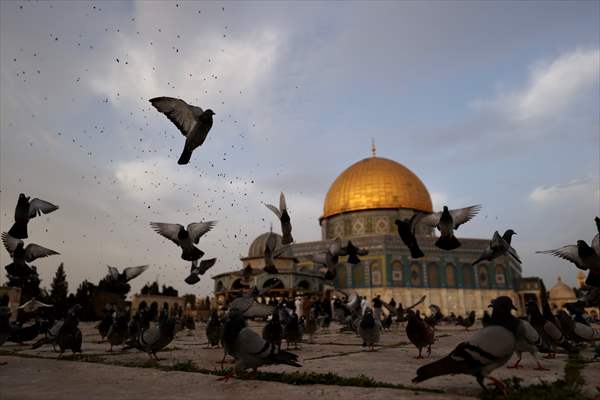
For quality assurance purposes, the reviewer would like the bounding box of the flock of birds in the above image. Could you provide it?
[2,95,600,393]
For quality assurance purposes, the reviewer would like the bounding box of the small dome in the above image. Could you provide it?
[548,276,576,301]
[322,156,432,219]
[247,232,292,258]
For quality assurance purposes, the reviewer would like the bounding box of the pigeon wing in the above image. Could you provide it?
[107,265,120,279]
[537,246,585,270]
[237,327,270,358]
[187,221,216,244]
[197,258,217,275]
[123,265,149,281]
[149,97,198,136]
[273,244,292,258]
[141,326,161,347]
[507,246,522,263]
[279,192,287,212]
[592,233,599,254]
[28,198,59,218]
[449,204,481,229]
[23,244,59,262]
[413,211,441,228]
[1,232,22,254]
[264,203,282,219]
[150,222,183,246]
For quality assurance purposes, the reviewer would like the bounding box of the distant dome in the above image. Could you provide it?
[322,156,432,219]
[247,232,292,258]
[549,276,576,302]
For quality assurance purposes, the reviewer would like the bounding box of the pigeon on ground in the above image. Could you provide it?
[0,307,11,345]
[56,305,83,355]
[413,296,518,391]
[342,241,368,265]
[8,194,59,239]
[507,318,550,370]
[106,265,149,284]
[32,319,64,351]
[424,304,444,328]
[284,313,303,349]
[395,215,425,258]
[149,97,215,165]
[262,309,283,350]
[525,300,574,358]
[415,205,482,250]
[218,309,301,381]
[536,217,600,275]
[303,310,320,344]
[185,258,217,285]
[472,230,520,266]
[456,311,476,331]
[97,310,113,340]
[265,193,293,245]
[358,308,381,351]
[556,309,600,342]
[206,310,223,347]
[106,311,129,351]
[8,320,41,344]
[263,230,291,274]
[381,313,393,330]
[2,232,59,277]
[150,221,216,261]
[406,310,435,358]
[124,318,177,360]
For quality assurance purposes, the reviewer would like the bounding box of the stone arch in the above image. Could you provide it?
[352,263,365,288]
[446,264,456,287]
[410,263,422,287]
[149,302,159,321]
[462,264,474,288]
[427,263,439,287]
[216,281,224,292]
[231,278,250,290]
[495,265,506,287]
[370,261,382,286]
[263,278,285,289]
[297,280,311,291]
[392,261,403,286]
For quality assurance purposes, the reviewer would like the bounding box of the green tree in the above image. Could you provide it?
[50,263,69,314]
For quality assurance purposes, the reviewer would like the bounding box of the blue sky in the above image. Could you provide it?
[0,1,598,297]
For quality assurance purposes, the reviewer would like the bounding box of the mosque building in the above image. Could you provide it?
[213,145,526,316]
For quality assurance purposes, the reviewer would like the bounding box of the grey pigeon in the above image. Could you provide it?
[358,308,381,351]
[32,319,64,351]
[8,193,59,239]
[303,309,320,344]
[536,217,600,274]
[263,230,291,274]
[206,310,223,347]
[415,205,481,250]
[395,215,425,258]
[150,221,216,261]
[2,232,59,277]
[472,230,520,266]
[185,258,216,285]
[265,192,294,245]
[125,318,177,360]
[56,305,83,355]
[219,310,301,380]
[106,311,129,351]
[507,318,550,370]
[312,238,344,280]
[149,97,215,165]
[556,309,600,342]
[106,265,149,284]
[413,296,518,391]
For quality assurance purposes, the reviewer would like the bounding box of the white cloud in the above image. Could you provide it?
[529,178,599,205]
[471,48,600,123]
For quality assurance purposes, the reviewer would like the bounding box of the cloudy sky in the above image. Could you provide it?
[1,1,598,298]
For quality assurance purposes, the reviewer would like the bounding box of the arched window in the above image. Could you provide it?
[371,261,382,287]
[410,263,422,287]
[231,279,250,290]
[427,263,439,287]
[353,263,365,288]
[392,261,403,286]
[297,280,311,291]
[216,281,224,292]
[446,264,456,287]
[478,265,490,288]
[263,278,285,289]
[495,265,506,287]
[462,264,473,288]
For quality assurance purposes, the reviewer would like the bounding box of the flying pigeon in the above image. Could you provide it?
[312,238,344,279]
[206,310,223,347]
[406,309,435,358]
[8,193,59,239]
[536,217,600,273]
[107,265,149,283]
[263,230,291,274]
[413,296,518,392]
[218,309,301,381]
[185,258,217,285]
[472,230,520,266]
[149,97,215,165]
[415,205,482,250]
[395,214,425,258]
[265,192,293,245]
[358,308,380,351]
[17,298,53,313]
[2,232,59,277]
[342,240,368,264]
[150,221,216,261]
[124,318,177,360]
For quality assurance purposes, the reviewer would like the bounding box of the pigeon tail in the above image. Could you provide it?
[435,235,461,251]
[8,222,27,240]
[413,354,468,383]
[178,146,193,165]
[409,244,425,259]
[182,246,204,262]
[185,274,200,285]
[585,271,600,288]
[31,336,49,349]
[282,233,294,245]
[347,254,361,264]
[271,349,302,368]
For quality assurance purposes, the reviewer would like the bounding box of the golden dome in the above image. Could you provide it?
[322,156,433,218]
[548,276,576,301]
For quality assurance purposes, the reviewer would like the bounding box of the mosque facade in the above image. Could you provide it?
[213,148,525,316]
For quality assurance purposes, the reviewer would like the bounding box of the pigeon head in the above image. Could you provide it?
[503,229,517,241]
[595,217,600,233]
[204,109,215,116]
[490,296,517,313]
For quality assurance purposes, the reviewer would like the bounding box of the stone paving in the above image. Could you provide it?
[1,321,598,399]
